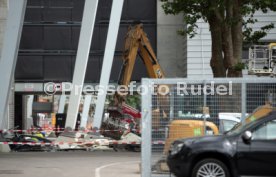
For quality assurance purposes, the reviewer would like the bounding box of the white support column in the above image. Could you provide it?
[26,95,34,129]
[80,95,92,128]
[58,95,66,113]
[65,0,98,129]
[93,0,124,129]
[0,0,27,129]
[0,0,8,58]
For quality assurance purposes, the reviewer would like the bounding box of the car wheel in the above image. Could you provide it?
[192,158,230,177]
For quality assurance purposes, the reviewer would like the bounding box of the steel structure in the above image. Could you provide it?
[65,0,98,128]
[248,43,276,76]
[93,0,125,129]
[80,95,92,128]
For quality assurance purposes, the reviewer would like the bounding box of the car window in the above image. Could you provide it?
[226,120,255,135]
[222,120,239,132]
[252,119,276,140]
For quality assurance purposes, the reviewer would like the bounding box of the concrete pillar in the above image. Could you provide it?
[0,0,8,57]
[26,95,34,129]
[0,144,10,152]
[22,95,28,130]
[0,0,27,129]
[157,1,187,77]
[80,95,92,128]
[58,95,66,113]
[65,0,98,128]
[93,0,124,129]
[2,84,13,129]
[8,83,15,129]
[1,0,15,126]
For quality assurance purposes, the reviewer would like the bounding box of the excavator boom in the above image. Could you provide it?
[102,24,167,140]
[119,24,165,86]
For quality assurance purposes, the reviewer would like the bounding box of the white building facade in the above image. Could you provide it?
[186,11,276,78]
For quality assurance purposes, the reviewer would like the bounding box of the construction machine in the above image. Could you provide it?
[246,103,275,123]
[100,24,220,153]
[248,43,276,76]
[119,24,165,85]
[100,24,167,149]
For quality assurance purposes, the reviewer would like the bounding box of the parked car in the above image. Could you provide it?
[218,114,241,134]
[167,111,276,177]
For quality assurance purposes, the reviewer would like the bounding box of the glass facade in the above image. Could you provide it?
[15,0,157,83]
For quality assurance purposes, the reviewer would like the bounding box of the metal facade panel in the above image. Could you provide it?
[44,56,72,81]
[84,56,101,82]
[72,26,101,51]
[127,0,156,20]
[15,56,44,79]
[20,26,43,49]
[44,27,72,50]
[72,0,85,21]
[43,8,72,21]
[16,0,157,83]
[47,0,73,7]
[24,8,42,22]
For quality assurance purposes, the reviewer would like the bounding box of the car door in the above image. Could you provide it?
[237,118,276,176]
[248,118,276,176]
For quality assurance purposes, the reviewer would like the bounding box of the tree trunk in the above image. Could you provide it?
[229,0,243,77]
[222,0,234,75]
[209,15,226,77]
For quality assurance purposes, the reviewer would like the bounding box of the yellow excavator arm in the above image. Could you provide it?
[119,24,165,86]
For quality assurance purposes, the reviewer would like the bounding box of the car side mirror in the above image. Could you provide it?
[242,131,252,144]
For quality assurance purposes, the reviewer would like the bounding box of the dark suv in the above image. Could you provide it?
[167,111,276,177]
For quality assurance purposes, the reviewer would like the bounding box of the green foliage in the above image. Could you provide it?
[161,0,276,42]
[233,62,246,71]
[243,23,274,44]
[161,0,206,37]
[242,0,276,43]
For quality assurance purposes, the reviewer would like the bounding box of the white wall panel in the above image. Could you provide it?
[187,11,276,78]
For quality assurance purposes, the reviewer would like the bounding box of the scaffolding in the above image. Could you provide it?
[248,43,276,76]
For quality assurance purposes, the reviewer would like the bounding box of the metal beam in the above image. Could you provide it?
[0,0,27,129]
[93,0,124,129]
[241,82,247,125]
[80,95,92,128]
[65,0,98,128]
[141,79,152,177]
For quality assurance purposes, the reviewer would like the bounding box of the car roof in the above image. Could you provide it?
[219,112,248,119]
[219,115,241,122]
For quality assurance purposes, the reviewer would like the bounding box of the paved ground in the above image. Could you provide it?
[0,151,259,177]
[0,151,142,177]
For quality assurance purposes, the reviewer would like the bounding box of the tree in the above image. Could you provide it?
[161,0,276,77]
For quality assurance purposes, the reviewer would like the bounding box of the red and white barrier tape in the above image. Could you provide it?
[0,140,165,145]
[0,128,166,133]
[0,129,138,133]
